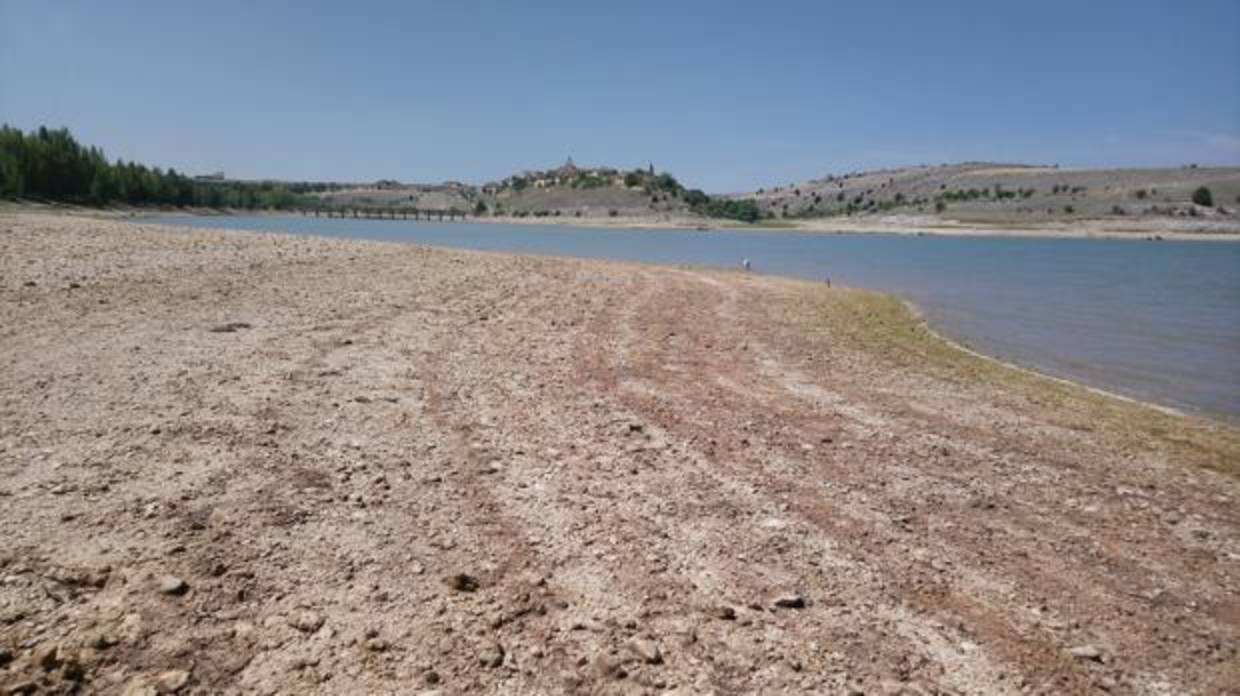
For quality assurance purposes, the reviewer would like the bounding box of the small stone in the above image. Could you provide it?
[121,681,158,696]
[626,638,663,665]
[969,496,996,510]
[156,669,191,693]
[591,654,628,680]
[62,657,87,682]
[880,680,909,695]
[156,575,189,596]
[366,638,390,652]
[446,573,479,592]
[90,630,119,650]
[714,606,737,620]
[478,641,505,669]
[424,670,441,685]
[34,643,62,671]
[6,681,38,695]
[1069,644,1103,662]
[773,593,807,609]
[0,647,12,667]
[287,609,325,633]
[119,613,145,642]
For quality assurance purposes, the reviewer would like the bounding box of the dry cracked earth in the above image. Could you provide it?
[0,214,1237,695]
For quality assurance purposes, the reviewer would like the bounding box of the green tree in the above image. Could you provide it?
[0,123,313,210]
[683,189,709,207]
[1192,186,1213,207]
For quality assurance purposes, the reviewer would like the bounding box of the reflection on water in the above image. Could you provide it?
[142,215,1240,418]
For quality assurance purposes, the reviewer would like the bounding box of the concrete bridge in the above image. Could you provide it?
[301,207,466,222]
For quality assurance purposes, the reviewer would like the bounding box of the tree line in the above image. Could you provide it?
[623,169,763,223]
[0,125,316,210]
[0,124,768,222]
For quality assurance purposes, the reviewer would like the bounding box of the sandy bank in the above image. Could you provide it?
[8,201,1239,240]
[1,213,1237,694]
[478,211,1240,240]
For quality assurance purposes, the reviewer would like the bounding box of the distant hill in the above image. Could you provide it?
[475,158,698,220]
[313,159,702,219]
[733,162,1240,226]
[315,181,478,214]
[309,160,1240,230]
[10,123,1233,232]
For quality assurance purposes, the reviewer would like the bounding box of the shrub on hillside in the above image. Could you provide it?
[572,174,608,189]
[702,198,761,223]
[1192,186,1213,207]
[651,173,681,194]
[681,189,709,207]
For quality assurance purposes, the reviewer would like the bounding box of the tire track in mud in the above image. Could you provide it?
[565,267,1238,694]
[573,269,1024,693]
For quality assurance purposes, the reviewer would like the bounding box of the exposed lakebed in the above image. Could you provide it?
[144,215,1240,417]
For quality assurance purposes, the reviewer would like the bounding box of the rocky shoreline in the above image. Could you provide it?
[1,213,1237,694]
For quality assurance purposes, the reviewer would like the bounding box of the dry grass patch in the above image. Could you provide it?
[781,285,1240,478]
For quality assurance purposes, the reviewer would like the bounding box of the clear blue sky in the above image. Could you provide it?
[2,0,1238,192]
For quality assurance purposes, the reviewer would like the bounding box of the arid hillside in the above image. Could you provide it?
[735,163,1240,229]
[306,161,1240,234]
[314,182,479,215]
[313,160,702,221]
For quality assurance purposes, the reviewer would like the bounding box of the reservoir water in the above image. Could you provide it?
[143,215,1240,418]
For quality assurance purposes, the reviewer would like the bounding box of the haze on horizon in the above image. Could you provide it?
[2,0,1238,192]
